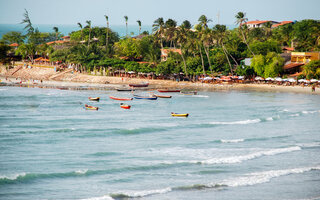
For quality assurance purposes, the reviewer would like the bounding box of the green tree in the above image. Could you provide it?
[0,31,25,45]
[77,22,83,41]
[53,26,59,40]
[302,60,320,79]
[15,43,37,62]
[152,17,165,48]
[86,20,92,47]
[235,12,255,56]
[104,15,110,52]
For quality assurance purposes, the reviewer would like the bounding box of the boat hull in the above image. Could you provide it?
[171,113,188,117]
[157,89,180,93]
[109,96,133,101]
[154,94,172,98]
[88,97,100,101]
[128,83,149,87]
[133,95,157,100]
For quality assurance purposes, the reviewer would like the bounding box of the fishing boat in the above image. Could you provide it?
[84,104,99,110]
[109,96,133,101]
[88,97,100,101]
[180,91,198,95]
[157,89,180,93]
[128,82,149,87]
[154,94,172,98]
[120,103,131,109]
[133,94,157,100]
[116,88,135,91]
[171,112,189,117]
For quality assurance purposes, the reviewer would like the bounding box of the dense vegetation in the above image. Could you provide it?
[1,10,320,79]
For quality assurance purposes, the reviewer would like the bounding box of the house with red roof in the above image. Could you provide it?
[245,20,279,29]
[272,21,294,28]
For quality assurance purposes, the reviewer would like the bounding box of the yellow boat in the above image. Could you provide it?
[171,112,189,117]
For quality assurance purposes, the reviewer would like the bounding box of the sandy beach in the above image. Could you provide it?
[1,65,319,94]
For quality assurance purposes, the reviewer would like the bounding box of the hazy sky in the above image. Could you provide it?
[0,0,319,26]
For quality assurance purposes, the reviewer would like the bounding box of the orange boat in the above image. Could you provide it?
[88,97,100,101]
[84,104,99,110]
[109,96,133,101]
[120,103,131,109]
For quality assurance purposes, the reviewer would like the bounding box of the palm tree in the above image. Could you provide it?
[124,16,128,37]
[137,20,141,35]
[164,18,177,48]
[53,26,59,40]
[263,21,273,37]
[235,12,255,56]
[198,15,212,29]
[201,28,213,74]
[104,15,109,50]
[213,24,234,75]
[175,26,189,77]
[195,25,206,75]
[21,9,34,35]
[77,22,83,41]
[152,17,165,48]
[86,20,92,46]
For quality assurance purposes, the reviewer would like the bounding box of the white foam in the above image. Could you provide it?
[75,169,88,174]
[220,139,245,143]
[201,146,301,164]
[0,88,8,91]
[290,113,300,117]
[302,110,318,114]
[210,119,261,125]
[192,95,209,98]
[0,172,26,180]
[80,195,114,200]
[266,117,273,121]
[220,166,320,187]
[115,188,172,198]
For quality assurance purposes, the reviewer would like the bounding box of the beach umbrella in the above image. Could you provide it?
[288,78,296,83]
[265,77,274,81]
[128,71,135,74]
[255,77,263,81]
[282,79,288,82]
[204,77,213,81]
[238,76,244,80]
[304,80,311,83]
[310,79,318,83]
[298,79,306,83]
[275,77,283,82]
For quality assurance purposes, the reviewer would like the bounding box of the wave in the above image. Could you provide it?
[89,152,121,157]
[199,146,301,164]
[80,195,115,200]
[301,110,320,114]
[100,166,320,199]
[192,95,209,98]
[111,127,168,135]
[220,139,245,143]
[209,119,261,125]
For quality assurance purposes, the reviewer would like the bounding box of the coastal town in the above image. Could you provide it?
[0,11,319,93]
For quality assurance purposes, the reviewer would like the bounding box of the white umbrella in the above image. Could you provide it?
[238,76,244,80]
[255,77,264,81]
[275,77,282,82]
[265,77,274,81]
[310,79,318,83]
[282,79,288,82]
[298,79,306,83]
[304,80,311,83]
[204,77,213,81]
[288,78,296,83]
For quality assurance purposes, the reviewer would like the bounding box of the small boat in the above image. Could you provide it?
[116,88,135,91]
[171,112,189,117]
[84,104,99,110]
[109,96,133,101]
[128,82,149,87]
[133,94,157,100]
[88,97,100,101]
[154,94,172,98]
[157,89,180,93]
[180,91,198,95]
[120,103,131,109]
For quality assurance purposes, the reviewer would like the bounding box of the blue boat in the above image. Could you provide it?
[133,94,157,100]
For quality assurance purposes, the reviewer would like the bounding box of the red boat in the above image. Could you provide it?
[128,82,149,87]
[120,103,131,109]
[157,89,180,93]
[109,96,133,101]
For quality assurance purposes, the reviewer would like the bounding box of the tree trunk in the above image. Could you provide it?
[223,45,239,67]
[88,28,91,47]
[198,45,206,75]
[240,28,254,56]
[203,42,213,74]
[222,45,233,75]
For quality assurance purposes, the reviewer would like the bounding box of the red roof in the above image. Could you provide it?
[284,63,304,70]
[245,20,270,25]
[46,40,68,45]
[9,43,19,47]
[272,21,293,28]
[61,36,70,39]
[161,48,182,55]
[282,47,294,51]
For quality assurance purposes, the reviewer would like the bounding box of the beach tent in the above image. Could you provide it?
[288,78,296,83]
[310,79,318,83]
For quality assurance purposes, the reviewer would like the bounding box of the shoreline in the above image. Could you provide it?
[1,66,319,94]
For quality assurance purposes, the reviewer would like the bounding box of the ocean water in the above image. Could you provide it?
[0,24,153,39]
[0,86,320,200]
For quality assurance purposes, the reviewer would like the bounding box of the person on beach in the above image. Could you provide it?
[312,84,316,92]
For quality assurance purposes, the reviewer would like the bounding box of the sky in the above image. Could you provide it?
[0,0,319,26]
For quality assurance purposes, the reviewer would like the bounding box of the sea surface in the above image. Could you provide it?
[0,86,320,200]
